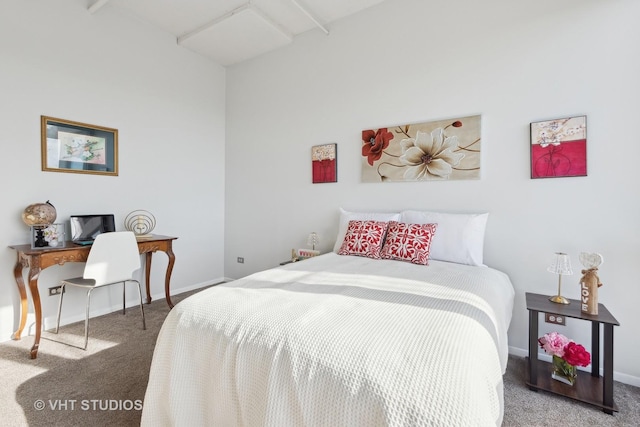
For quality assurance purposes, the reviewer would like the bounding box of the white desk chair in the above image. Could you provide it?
[55,231,146,349]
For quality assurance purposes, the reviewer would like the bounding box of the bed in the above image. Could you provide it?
[142,210,515,426]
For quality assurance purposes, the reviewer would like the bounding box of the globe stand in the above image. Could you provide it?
[32,226,47,248]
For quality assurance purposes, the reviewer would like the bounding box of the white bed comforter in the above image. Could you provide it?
[142,253,515,427]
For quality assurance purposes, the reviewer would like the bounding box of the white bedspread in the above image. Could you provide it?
[142,253,515,426]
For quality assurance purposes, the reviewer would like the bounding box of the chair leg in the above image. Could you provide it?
[55,283,65,333]
[122,282,126,315]
[83,288,93,350]
[136,281,146,330]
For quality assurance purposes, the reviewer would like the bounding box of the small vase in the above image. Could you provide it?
[552,355,577,386]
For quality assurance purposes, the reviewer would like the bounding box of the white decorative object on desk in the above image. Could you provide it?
[124,210,156,238]
[579,252,603,315]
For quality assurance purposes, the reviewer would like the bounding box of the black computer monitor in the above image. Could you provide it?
[69,214,116,244]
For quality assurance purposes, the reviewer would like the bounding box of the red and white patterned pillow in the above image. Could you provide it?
[338,220,389,259]
[380,221,438,265]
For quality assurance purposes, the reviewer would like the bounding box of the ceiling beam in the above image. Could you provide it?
[178,3,251,44]
[291,0,329,35]
[250,4,293,40]
[88,0,110,14]
[178,2,292,45]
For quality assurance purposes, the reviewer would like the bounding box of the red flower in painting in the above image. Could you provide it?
[562,342,591,367]
[362,128,393,166]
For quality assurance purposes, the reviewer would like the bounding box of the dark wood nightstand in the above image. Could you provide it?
[525,292,620,414]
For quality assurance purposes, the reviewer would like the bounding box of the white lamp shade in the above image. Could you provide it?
[307,232,319,248]
[547,252,573,275]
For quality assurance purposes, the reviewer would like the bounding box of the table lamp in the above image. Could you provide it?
[548,252,573,304]
[307,232,319,250]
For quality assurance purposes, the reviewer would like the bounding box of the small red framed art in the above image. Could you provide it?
[530,115,587,179]
[312,143,337,183]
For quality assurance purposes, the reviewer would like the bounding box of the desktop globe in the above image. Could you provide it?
[22,201,58,248]
[22,201,57,227]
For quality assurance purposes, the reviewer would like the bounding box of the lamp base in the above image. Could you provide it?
[549,295,570,305]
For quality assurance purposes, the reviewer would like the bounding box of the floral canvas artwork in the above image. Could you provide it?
[361,115,481,182]
[58,131,107,164]
[312,143,337,183]
[530,116,587,178]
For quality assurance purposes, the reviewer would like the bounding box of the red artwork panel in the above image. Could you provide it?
[312,144,337,183]
[531,116,587,178]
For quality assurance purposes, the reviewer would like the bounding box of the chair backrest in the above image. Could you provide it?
[83,231,141,286]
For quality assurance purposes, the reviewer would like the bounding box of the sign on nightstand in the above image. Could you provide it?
[297,249,320,259]
[288,248,321,263]
[578,252,603,315]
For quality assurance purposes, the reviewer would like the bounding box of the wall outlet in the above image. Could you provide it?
[545,312,566,326]
[237,257,244,264]
[48,286,64,296]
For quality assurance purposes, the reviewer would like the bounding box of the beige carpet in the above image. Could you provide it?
[0,289,184,427]
[1,287,639,426]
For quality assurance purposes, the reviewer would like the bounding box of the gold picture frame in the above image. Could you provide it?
[41,116,118,176]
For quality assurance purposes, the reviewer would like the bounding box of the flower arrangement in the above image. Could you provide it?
[42,224,62,247]
[538,332,591,385]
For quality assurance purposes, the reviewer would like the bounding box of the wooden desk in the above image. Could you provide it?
[9,234,177,359]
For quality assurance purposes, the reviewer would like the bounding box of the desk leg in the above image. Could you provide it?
[165,246,175,309]
[144,252,153,304]
[142,246,175,308]
[11,258,27,340]
[27,267,43,359]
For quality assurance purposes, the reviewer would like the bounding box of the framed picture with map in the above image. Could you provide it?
[41,116,118,176]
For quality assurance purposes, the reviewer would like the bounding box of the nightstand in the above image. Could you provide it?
[525,292,620,414]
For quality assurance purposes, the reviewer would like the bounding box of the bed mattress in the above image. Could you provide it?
[142,253,514,426]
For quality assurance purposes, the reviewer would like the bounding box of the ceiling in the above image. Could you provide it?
[86,0,386,66]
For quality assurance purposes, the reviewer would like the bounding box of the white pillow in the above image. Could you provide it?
[333,208,400,253]
[399,210,489,266]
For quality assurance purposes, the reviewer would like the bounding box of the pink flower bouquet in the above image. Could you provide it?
[538,332,591,367]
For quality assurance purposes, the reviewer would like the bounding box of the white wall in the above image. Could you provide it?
[226,0,640,385]
[0,1,226,341]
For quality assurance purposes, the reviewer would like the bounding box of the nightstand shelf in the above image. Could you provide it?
[525,292,620,414]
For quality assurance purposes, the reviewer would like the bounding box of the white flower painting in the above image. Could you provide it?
[361,115,481,182]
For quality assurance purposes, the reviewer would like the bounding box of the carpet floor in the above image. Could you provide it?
[1,287,639,426]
